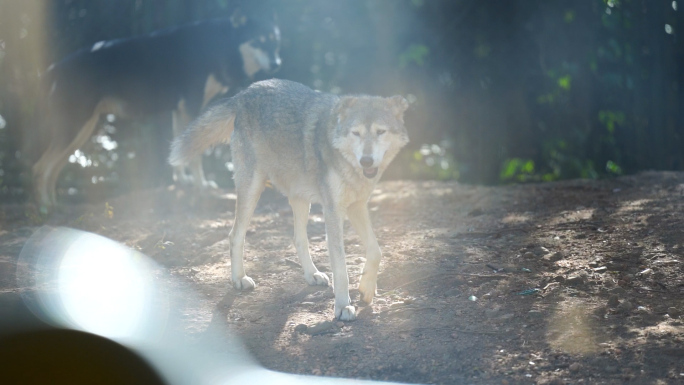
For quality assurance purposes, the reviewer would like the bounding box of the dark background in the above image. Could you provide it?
[0,0,682,202]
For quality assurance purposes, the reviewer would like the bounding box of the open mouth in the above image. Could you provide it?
[363,167,378,178]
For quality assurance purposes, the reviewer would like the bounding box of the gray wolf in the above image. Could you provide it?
[32,13,281,210]
[169,79,409,320]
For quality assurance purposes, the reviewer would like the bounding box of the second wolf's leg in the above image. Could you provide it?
[35,102,107,207]
[289,198,329,286]
[323,203,356,321]
[228,172,265,290]
[171,101,194,185]
[33,144,63,208]
[348,201,382,304]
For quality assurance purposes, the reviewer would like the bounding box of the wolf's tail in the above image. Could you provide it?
[168,100,236,166]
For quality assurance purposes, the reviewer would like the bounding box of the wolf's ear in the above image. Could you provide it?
[230,8,248,28]
[388,95,409,120]
[335,97,359,124]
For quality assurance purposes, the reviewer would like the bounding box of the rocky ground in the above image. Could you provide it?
[1,171,683,384]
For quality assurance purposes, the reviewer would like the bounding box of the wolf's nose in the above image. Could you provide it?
[360,156,373,168]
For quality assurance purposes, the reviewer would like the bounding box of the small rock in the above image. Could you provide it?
[617,300,633,314]
[667,307,680,318]
[468,295,477,301]
[593,266,607,273]
[610,287,626,295]
[484,307,501,318]
[499,313,515,320]
[553,275,565,283]
[294,324,308,334]
[443,287,461,297]
[569,362,581,373]
[604,365,618,374]
[566,275,585,286]
[607,294,620,308]
[306,321,336,335]
[527,310,543,319]
[336,321,345,328]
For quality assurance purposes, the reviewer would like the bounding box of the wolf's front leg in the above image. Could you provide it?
[323,206,356,321]
[348,201,382,304]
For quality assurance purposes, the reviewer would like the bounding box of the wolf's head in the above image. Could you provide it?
[231,10,281,78]
[332,95,410,179]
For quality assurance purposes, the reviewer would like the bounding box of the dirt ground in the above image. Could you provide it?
[1,171,683,384]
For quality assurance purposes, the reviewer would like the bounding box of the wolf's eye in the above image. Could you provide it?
[352,131,361,137]
[376,129,386,136]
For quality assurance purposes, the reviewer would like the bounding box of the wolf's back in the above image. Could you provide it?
[168,100,236,166]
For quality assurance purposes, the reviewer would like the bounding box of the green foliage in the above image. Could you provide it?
[500,158,536,182]
[598,110,625,134]
[404,143,459,180]
[557,75,571,90]
[605,160,623,174]
[399,44,429,68]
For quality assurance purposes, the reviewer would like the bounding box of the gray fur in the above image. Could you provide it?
[169,79,409,321]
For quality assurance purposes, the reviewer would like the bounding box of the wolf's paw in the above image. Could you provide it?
[335,305,356,321]
[305,271,330,286]
[358,278,377,304]
[233,276,256,290]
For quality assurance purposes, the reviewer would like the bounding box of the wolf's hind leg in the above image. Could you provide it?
[228,172,265,290]
[348,201,382,304]
[289,198,329,286]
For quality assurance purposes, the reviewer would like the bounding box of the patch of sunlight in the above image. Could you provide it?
[502,213,530,224]
[427,187,454,197]
[95,134,118,151]
[370,183,419,204]
[68,149,92,167]
[636,320,682,337]
[546,208,596,226]
[547,299,604,355]
[616,199,653,214]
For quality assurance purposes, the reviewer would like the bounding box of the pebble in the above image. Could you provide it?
[566,275,585,286]
[485,307,501,318]
[294,324,308,333]
[544,251,565,262]
[306,321,337,335]
[527,310,544,319]
[569,362,581,372]
[607,294,620,308]
[667,307,680,318]
[610,287,626,295]
[617,300,633,314]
